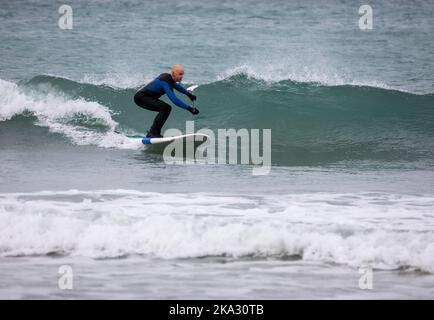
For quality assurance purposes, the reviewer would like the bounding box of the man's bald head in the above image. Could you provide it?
[171,64,185,82]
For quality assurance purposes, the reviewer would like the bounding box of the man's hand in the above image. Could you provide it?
[189,94,197,102]
[187,106,199,115]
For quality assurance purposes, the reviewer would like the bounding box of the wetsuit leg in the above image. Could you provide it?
[134,92,172,134]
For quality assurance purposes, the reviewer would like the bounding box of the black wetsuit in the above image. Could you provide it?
[134,73,194,136]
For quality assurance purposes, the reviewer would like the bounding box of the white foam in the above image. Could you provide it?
[218,63,403,92]
[1,190,433,272]
[0,78,141,150]
[0,79,29,121]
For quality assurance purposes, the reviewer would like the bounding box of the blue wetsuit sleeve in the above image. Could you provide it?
[161,81,190,109]
[174,82,193,98]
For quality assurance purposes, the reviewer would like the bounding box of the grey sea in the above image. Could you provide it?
[1,0,434,299]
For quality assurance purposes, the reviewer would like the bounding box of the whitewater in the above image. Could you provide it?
[1,0,434,299]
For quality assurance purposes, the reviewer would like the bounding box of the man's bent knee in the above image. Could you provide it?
[133,92,143,106]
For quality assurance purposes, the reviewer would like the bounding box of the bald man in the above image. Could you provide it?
[134,65,199,138]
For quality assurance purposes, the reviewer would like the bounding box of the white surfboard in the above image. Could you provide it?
[125,133,209,145]
[115,130,209,146]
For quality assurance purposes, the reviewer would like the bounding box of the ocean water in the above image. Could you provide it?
[1,0,434,299]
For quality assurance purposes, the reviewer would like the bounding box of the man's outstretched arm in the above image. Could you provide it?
[161,81,190,109]
[174,82,196,100]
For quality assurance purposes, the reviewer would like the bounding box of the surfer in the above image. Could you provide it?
[134,64,199,138]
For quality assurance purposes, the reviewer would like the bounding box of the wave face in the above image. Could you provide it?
[1,190,434,273]
[1,75,434,166]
